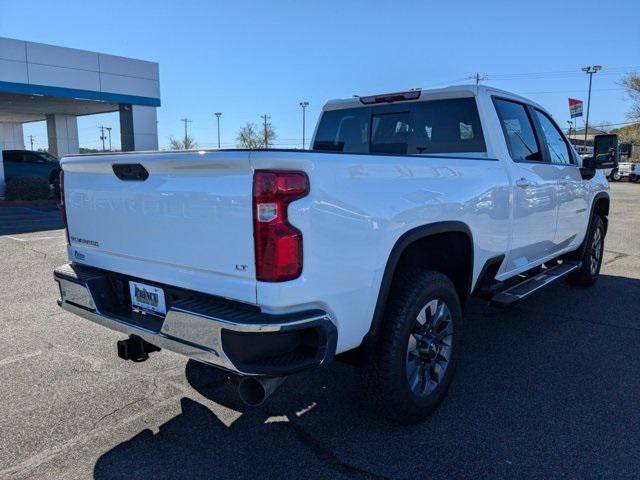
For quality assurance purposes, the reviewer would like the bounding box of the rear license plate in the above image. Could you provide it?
[129,281,166,315]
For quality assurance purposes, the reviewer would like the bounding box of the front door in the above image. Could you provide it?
[533,109,589,249]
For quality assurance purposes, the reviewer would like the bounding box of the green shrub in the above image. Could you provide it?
[5,176,51,201]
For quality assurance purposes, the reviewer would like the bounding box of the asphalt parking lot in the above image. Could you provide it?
[1,182,639,480]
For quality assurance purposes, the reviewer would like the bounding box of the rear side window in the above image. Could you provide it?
[2,151,21,162]
[409,98,485,154]
[493,98,543,162]
[313,97,486,155]
[312,108,370,153]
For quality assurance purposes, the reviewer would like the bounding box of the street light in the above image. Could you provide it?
[299,101,309,149]
[214,112,222,149]
[581,65,602,148]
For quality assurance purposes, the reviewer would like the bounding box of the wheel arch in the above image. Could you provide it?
[361,221,474,351]
[592,192,610,233]
[564,191,610,262]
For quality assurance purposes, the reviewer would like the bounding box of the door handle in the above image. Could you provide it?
[516,178,536,189]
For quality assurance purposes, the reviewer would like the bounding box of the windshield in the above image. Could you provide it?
[39,152,59,162]
[313,97,486,155]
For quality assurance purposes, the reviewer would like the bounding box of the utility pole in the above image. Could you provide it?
[567,120,573,142]
[105,127,112,151]
[470,72,487,85]
[214,112,222,149]
[27,135,35,150]
[581,65,602,148]
[180,118,192,148]
[299,101,309,149]
[98,125,106,151]
[260,114,271,148]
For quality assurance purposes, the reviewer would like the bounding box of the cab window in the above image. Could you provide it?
[534,110,573,165]
[313,97,486,155]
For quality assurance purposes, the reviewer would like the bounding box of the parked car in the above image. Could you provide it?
[616,161,635,180]
[53,85,614,423]
[2,149,61,197]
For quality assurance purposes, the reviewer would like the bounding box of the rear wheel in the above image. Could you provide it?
[567,215,605,287]
[362,270,461,424]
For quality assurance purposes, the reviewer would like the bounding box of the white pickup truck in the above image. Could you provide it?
[54,85,615,423]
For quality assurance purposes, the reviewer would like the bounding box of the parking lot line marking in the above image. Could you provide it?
[4,235,64,242]
[0,350,44,368]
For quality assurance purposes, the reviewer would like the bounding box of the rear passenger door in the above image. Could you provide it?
[532,109,589,249]
[493,98,560,272]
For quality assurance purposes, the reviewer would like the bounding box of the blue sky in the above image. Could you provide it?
[3,0,639,151]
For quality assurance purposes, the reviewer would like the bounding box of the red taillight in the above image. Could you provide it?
[59,169,69,244]
[253,171,309,282]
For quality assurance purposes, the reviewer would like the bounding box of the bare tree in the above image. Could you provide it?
[622,73,640,122]
[236,122,277,149]
[168,135,198,150]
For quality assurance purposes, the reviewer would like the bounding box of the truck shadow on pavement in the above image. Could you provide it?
[93,274,640,480]
[0,204,63,236]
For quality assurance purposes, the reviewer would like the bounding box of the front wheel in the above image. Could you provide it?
[567,215,605,287]
[361,270,461,424]
[610,171,622,182]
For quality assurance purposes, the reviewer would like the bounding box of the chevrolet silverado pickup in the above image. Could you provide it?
[54,85,616,423]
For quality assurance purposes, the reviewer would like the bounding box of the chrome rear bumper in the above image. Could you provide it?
[54,263,336,376]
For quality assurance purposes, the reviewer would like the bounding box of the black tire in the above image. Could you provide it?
[362,270,461,424]
[610,171,621,182]
[566,215,605,287]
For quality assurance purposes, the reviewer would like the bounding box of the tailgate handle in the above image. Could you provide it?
[113,164,149,181]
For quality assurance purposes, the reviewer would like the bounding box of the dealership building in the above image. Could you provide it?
[0,37,160,195]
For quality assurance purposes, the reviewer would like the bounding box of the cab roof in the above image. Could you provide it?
[322,84,544,112]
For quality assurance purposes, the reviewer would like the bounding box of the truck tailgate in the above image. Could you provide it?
[61,150,256,304]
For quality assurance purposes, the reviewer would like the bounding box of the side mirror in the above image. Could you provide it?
[586,134,618,169]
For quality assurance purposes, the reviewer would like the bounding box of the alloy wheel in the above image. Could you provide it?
[406,299,453,397]
[590,226,603,276]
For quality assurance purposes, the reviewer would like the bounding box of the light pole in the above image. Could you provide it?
[567,120,573,141]
[299,101,309,149]
[581,65,601,148]
[215,112,222,149]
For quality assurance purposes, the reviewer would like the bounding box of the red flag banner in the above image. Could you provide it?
[568,98,583,118]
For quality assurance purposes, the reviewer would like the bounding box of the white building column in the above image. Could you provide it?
[0,122,25,198]
[120,105,158,151]
[46,114,79,158]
